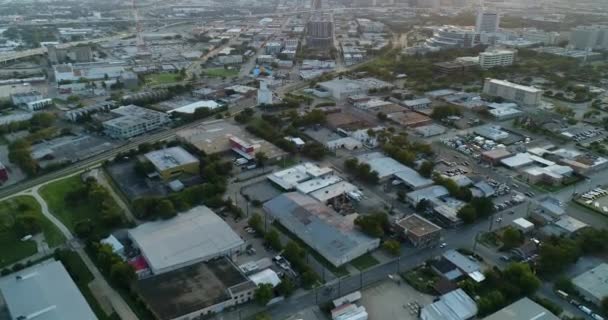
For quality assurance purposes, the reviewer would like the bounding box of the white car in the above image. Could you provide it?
[439,242,447,248]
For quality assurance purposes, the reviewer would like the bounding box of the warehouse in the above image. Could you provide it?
[267,163,334,190]
[143,147,200,181]
[420,289,477,320]
[482,297,559,320]
[357,152,433,189]
[572,263,608,306]
[128,206,245,275]
[263,193,380,267]
[0,260,98,320]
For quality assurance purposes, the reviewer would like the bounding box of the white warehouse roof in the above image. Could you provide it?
[168,100,221,114]
[421,289,477,320]
[0,260,97,320]
[144,146,199,171]
[128,206,244,274]
[249,269,281,287]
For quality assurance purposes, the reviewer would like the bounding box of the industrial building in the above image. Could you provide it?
[53,62,128,82]
[395,214,442,248]
[128,206,245,275]
[357,152,433,189]
[103,105,170,139]
[483,78,543,107]
[479,49,516,69]
[10,91,43,106]
[406,185,450,206]
[143,147,200,181]
[482,297,559,320]
[263,193,380,267]
[0,260,98,320]
[167,100,221,114]
[572,263,608,306]
[268,163,334,190]
[66,101,115,121]
[176,120,286,160]
[402,98,432,110]
[420,289,477,320]
[137,258,256,320]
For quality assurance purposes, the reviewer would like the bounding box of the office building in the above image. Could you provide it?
[483,297,559,320]
[483,78,543,107]
[0,260,97,320]
[479,49,516,69]
[257,81,273,105]
[103,105,170,139]
[263,193,380,267]
[143,147,200,181]
[569,25,608,50]
[426,27,480,49]
[128,206,245,275]
[572,263,608,306]
[306,14,334,48]
[47,44,93,64]
[476,11,500,33]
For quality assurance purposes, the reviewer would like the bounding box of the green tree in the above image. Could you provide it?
[277,277,295,297]
[110,262,136,286]
[248,213,263,233]
[157,199,176,219]
[501,227,524,250]
[255,151,268,167]
[418,161,435,178]
[602,297,608,314]
[301,269,319,288]
[383,239,401,256]
[254,283,274,305]
[457,205,477,224]
[264,228,282,251]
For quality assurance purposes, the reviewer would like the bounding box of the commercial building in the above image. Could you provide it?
[483,78,543,107]
[569,25,608,50]
[143,147,200,181]
[426,27,479,49]
[257,81,273,105]
[217,55,243,65]
[0,260,98,320]
[66,101,115,121]
[103,105,170,139]
[24,98,53,111]
[473,125,509,141]
[522,164,573,186]
[433,60,478,75]
[263,193,380,267]
[357,152,433,188]
[441,250,485,282]
[318,78,393,100]
[395,214,442,247]
[511,218,535,233]
[10,91,43,106]
[306,14,334,48]
[420,289,477,320]
[572,263,608,306]
[128,206,245,275]
[406,185,450,206]
[403,98,432,110]
[264,42,283,55]
[487,102,523,120]
[533,46,602,62]
[53,62,128,82]
[479,49,516,69]
[482,297,559,320]
[476,11,500,33]
[47,44,93,64]
[137,258,256,320]
[167,100,221,114]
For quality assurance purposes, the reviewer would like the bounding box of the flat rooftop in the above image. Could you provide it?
[572,263,608,303]
[397,214,442,237]
[483,297,559,320]
[144,147,199,171]
[128,206,244,274]
[0,260,97,320]
[137,258,255,320]
[486,79,542,94]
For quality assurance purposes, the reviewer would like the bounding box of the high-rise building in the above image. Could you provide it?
[306,14,334,48]
[479,49,516,69]
[311,0,321,10]
[569,25,608,50]
[483,78,542,107]
[476,11,500,33]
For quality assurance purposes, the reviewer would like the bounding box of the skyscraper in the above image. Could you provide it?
[311,0,322,10]
[306,14,334,48]
[476,11,500,33]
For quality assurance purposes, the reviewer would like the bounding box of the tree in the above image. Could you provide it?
[554,276,575,294]
[538,237,581,274]
[383,240,401,256]
[14,214,41,237]
[503,263,541,296]
[301,269,319,288]
[254,283,274,305]
[248,213,263,233]
[255,313,272,320]
[418,161,434,178]
[602,297,608,314]
[110,262,136,286]
[301,142,326,160]
[74,219,94,238]
[354,212,388,238]
[277,277,295,297]
[457,205,477,224]
[157,199,176,219]
[501,227,523,250]
[264,228,282,251]
[255,151,268,167]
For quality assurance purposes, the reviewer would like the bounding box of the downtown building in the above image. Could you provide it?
[306,14,334,48]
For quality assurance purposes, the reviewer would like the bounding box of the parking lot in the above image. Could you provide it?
[360,279,434,320]
[105,161,168,201]
[575,186,608,214]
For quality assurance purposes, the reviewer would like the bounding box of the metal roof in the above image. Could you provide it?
[0,260,97,320]
[128,206,244,274]
[144,146,199,171]
[420,289,477,320]
[483,298,559,320]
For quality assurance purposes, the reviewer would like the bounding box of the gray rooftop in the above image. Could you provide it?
[572,263,608,303]
[442,250,481,274]
[128,206,244,274]
[263,193,380,267]
[403,98,432,107]
[357,152,433,188]
[0,260,97,320]
[483,298,559,320]
[144,147,199,171]
[420,289,477,320]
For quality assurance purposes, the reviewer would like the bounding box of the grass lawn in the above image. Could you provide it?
[401,265,439,295]
[350,253,379,271]
[57,250,119,320]
[40,175,123,238]
[144,73,182,85]
[202,67,238,78]
[0,196,66,268]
